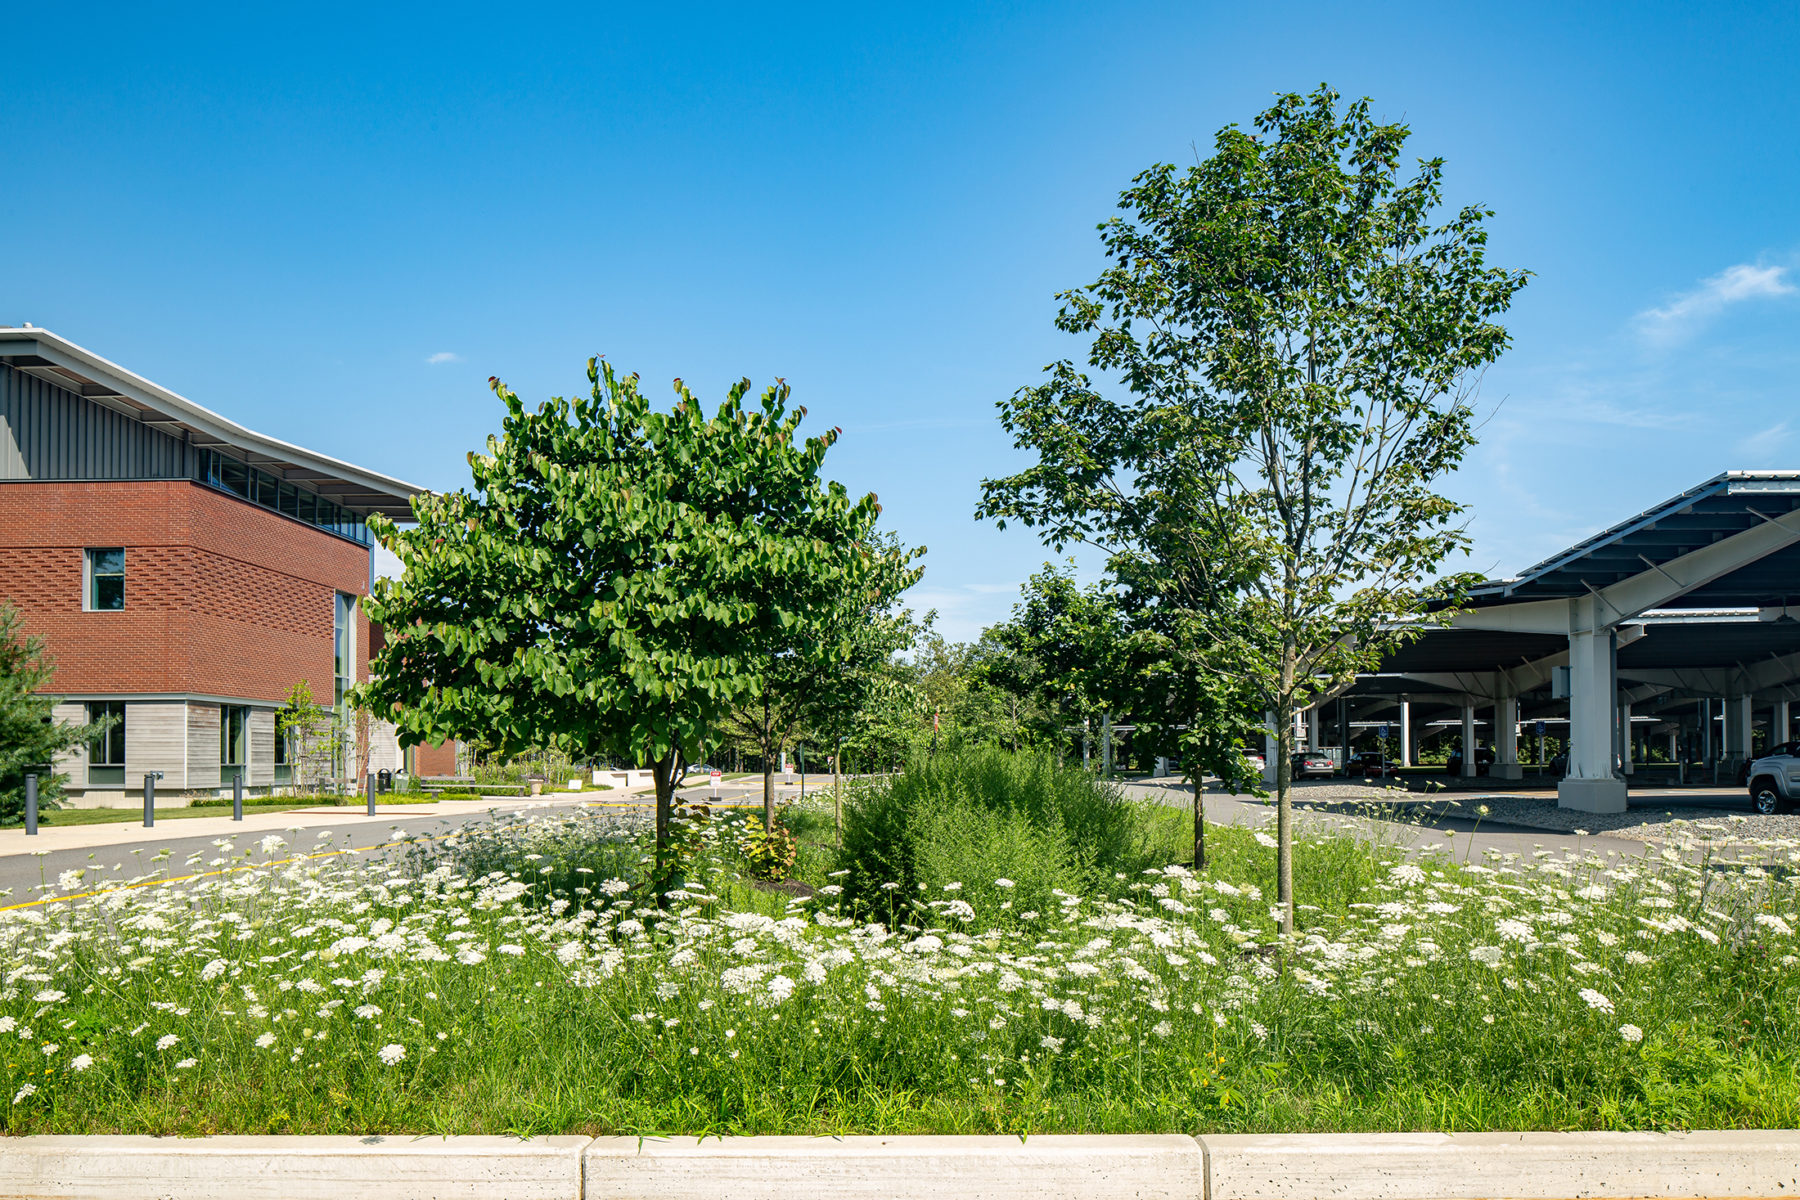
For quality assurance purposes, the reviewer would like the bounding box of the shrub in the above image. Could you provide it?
[702,806,798,881]
[838,747,1142,924]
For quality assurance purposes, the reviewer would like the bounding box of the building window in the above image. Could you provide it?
[334,593,355,779]
[88,701,126,787]
[192,447,372,545]
[85,548,125,611]
[220,704,249,779]
[274,722,292,785]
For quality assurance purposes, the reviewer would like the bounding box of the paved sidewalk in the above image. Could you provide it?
[0,795,592,856]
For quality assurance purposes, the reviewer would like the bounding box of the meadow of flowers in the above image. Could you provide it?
[0,801,1796,1136]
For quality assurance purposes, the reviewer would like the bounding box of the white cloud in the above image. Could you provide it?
[1636,263,1794,345]
[426,351,463,365]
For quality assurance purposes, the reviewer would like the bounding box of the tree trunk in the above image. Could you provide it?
[1275,694,1295,938]
[1190,769,1205,870]
[650,750,680,904]
[763,758,776,833]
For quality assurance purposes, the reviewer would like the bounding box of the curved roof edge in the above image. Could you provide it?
[0,326,426,519]
[1472,470,1800,601]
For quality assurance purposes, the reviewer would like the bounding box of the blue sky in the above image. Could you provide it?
[7,1,1798,640]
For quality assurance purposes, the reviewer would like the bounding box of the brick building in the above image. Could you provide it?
[0,326,449,803]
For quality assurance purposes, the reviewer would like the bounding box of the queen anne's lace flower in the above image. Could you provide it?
[1578,988,1615,1014]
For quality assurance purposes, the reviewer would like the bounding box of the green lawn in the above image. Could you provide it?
[32,796,438,826]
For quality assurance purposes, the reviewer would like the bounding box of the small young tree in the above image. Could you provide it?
[983,565,1128,759]
[0,602,104,825]
[980,86,1527,930]
[721,531,922,835]
[359,358,894,880]
[277,680,335,794]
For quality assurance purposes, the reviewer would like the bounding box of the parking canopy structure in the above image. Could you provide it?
[1345,472,1800,812]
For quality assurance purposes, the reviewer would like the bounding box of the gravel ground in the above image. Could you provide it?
[1192,778,1800,845]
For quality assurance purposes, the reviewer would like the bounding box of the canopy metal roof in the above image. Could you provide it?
[1470,472,1800,609]
[0,326,424,519]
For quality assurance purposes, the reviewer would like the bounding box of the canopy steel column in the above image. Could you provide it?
[1494,694,1522,780]
[1620,701,1634,776]
[1560,626,1627,813]
[1725,695,1754,765]
[1399,699,1413,768]
[1305,707,1320,751]
[1701,699,1714,766]
[1778,699,1793,746]
[1460,705,1477,778]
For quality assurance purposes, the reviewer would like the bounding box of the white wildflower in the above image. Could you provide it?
[1578,988,1614,1014]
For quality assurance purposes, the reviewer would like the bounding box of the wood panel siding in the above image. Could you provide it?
[124,700,187,790]
[249,707,275,788]
[186,702,221,791]
[50,701,88,789]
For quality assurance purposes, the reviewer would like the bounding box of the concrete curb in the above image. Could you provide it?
[0,1134,589,1199]
[0,1130,1795,1199]
[1202,1130,1800,1199]
[582,1133,1203,1200]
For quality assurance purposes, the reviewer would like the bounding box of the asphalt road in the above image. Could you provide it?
[1122,779,1654,862]
[0,777,833,907]
[5,772,1681,908]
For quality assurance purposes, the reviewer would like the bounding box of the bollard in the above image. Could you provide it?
[143,771,160,828]
[366,772,376,815]
[24,773,38,836]
[233,770,244,821]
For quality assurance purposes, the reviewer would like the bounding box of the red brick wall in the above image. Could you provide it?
[0,480,372,703]
[411,739,459,777]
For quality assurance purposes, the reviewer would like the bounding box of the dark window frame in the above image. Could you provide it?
[85,548,125,611]
[88,701,126,766]
[220,704,250,771]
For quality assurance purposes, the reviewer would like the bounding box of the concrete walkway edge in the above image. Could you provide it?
[1,1130,1797,1199]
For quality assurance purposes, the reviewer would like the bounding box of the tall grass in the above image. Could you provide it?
[0,799,1795,1136]
[837,748,1148,924]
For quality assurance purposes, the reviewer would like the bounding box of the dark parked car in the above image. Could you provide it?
[1445,746,1495,776]
[1343,750,1398,779]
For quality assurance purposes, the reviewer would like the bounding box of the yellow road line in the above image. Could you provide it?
[0,831,445,913]
[2,799,761,913]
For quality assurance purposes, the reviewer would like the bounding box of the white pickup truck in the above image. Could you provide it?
[1746,742,1800,814]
